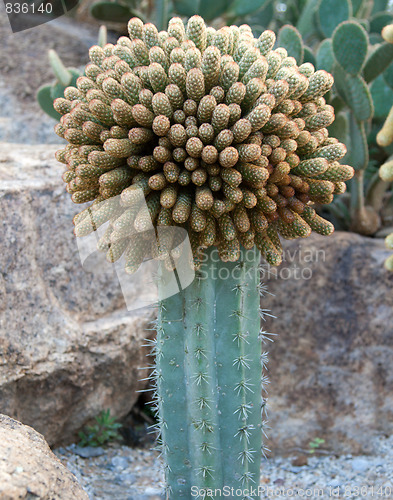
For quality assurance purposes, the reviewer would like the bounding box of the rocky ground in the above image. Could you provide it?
[54,434,393,499]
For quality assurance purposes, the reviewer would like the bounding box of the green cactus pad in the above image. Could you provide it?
[351,0,365,16]
[303,46,316,66]
[371,74,393,119]
[332,21,368,76]
[90,1,132,22]
[370,33,384,45]
[37,68,80,120]
[37,85,62,120]
[251,1,274,32]
[228,0,272,17]
[317,39,334,73]
[347,114,369,171]
[328,112,349,146]
[51,69,80,100]
[364,42,393,83]
[173,0,228,21]
[317,0,351,38]
[372,0,389,15]
[383,62,393,89]
[334,65,374,122]
[370,12,393,34]
[277,25,304,65]
[297,0,319,38]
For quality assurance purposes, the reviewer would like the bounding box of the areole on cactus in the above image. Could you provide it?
[52,14,353,499]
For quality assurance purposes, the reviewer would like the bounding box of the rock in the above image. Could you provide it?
[74,446,106,459]
[262,232,393,456]
[291,455,309,467]
[0,414,88,499]
[351,457,371,473]
[0,144,155,446]
[120,472,137,483]
[111,456,130,469]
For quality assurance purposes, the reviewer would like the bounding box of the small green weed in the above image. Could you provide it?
[308,437,326,454]
[78,409,122,447]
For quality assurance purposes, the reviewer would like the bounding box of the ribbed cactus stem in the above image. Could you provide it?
[156,247,263,498]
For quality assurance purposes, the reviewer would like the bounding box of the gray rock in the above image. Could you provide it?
[111,456,130,469]
[0,414,88,499]
[74,447,106,459]
[263,232,393,456]
[327,479,342,488]
[0,144,155,446]
[351,457,371,472]
[121,473,137,483]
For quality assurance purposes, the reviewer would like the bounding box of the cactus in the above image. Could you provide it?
[53,16,351,268]
[285,4,393,241]
[37,50,82,119]
[385,232,393,270]
[37,27,107,119]
[52,14,352,498]
[229,0,393,259]
[90,1,142,24]
[155,247,266,497]
[277,24,304,65]
[376,23,393,271]
[317,0,352,38]
[377,135,393,271]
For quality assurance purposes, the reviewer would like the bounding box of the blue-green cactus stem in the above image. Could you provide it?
[156,247,263,499]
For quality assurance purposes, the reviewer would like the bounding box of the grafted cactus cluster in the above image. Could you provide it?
[53,15,353,268]
[51,16,354,499]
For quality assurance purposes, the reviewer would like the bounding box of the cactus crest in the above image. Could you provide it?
[53,15,352,270]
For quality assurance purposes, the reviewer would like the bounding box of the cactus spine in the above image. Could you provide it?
[155,247,264,498]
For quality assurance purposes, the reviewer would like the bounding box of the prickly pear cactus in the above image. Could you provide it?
[37,50,81,120]
[264,2,393,245]
[52,15,352,498]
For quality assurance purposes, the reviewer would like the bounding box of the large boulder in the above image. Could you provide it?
[263,232,393,455]
[0,414,88,499]
[0,143,155,446]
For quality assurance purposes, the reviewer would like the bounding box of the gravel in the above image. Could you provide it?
[54,434,393,499]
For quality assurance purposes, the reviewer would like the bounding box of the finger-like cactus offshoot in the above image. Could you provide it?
[54,16,353,269]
